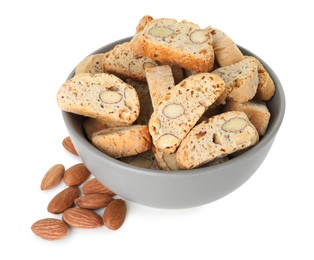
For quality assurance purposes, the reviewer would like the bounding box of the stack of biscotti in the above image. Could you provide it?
[56,15,275,171]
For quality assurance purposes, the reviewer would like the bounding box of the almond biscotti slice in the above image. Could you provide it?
[212,57,259,103]
[91,125,151,158]
[75,54,105,75]
[57,73,139,126]
[224,100,271,136]
[145,65,175,110]
[176,111,259,169]
[250,57,276,101]
[208,27,244,67]
[149,73,225,154]
[102,42,157,81]
[145,65,179,170]
[130,18,214,72]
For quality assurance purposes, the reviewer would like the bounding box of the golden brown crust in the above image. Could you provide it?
[224,100,271,136]
[57,73,140,126]
[75,54,105,75]
[212,57,259,103]
[91,125,151,158]
[208,27,244,66]
[136,15,154,33]
[149,73,225,154]
[176,111,259,169]
[102,42,157,81]
[130,18,214,72]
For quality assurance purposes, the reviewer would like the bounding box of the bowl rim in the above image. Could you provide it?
[63,36,286,177]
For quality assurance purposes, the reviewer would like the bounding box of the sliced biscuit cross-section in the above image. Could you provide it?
[149,73,225,154]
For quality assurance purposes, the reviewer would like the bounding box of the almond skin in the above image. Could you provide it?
[48,187,80,214]
[63,163,91,187]
[62,136,78,156]
[62,208,103,228]
[75,194,113,209]
[82,178,115,196]
[41,164,65,190]
[102,199,127,230]
[31,218,68,240]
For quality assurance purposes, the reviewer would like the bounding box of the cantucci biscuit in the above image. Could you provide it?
[130,18,214,72]
[145,65,175,110]
[208,27,244,66]
[91,125,151,158]
[57,73,140,126]
[75,54,105,75]
[149,73,225,154]
[224,100,271,136]
[212,57,259,103]
[102,42,157,81]
[145,65,178,170]
[252,57,275,101]
[176,111,259,169]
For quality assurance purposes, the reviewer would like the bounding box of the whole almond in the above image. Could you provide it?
[62,136,78,156]
[63,163,91,187]
[31,218,68,240]
[82,178,115,196]
[62,208,103,228]
[74,194,113,209]
[48,187,80,214]
[41,164,65,190]
[102,199,126,230]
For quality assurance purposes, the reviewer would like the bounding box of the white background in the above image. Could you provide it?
[1,0,313,259]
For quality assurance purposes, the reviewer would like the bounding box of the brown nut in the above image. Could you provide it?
[74,194,113,209]
[82,178,115,196]
[62,208,103,228]
[47,187,80,214]
[63,163,91,187]
[40,164,65,190]
[102,199,127,230]
[31,218,68,240]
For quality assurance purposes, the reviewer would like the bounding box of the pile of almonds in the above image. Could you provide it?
[31,137,127,241]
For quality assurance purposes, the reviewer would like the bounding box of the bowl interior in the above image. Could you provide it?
[63,36,285,175]
[61,37,285,208]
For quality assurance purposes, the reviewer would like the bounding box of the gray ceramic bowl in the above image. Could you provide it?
[62,37,285,209]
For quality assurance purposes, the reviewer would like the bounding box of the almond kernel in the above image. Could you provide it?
[162,104,185,119]
[40,164,65,190]
[222,117,248,132]
[148,26,174,38]
[190,29,210,44]
[157,134,179,150]
[31,218,68,240]
[99,91,122,104]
